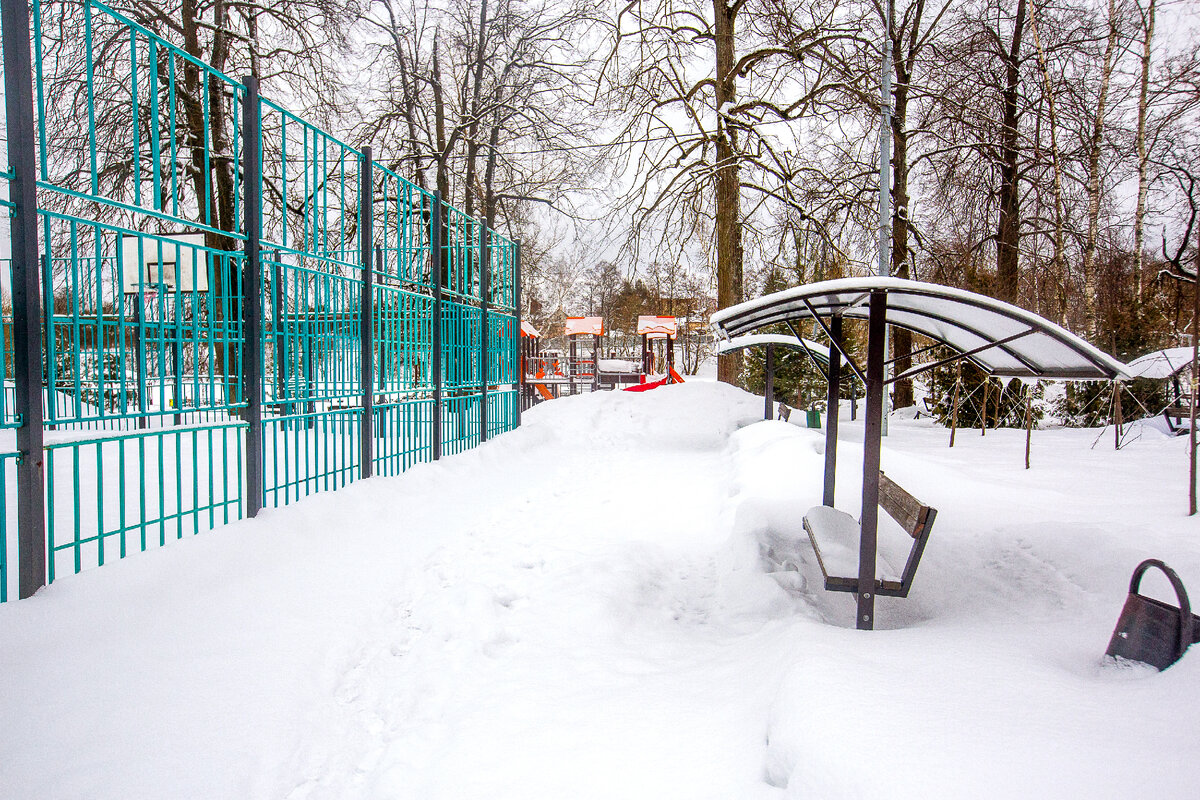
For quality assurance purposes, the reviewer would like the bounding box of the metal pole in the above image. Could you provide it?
[1113,380,1123,450]
[857,291,888,631]
[569,336,578,396]
[764,344,775,420]
[4,0,47,597]
[514,242,522,427]
[359,147,374,479]
[431,192,444,460]
[241,76,263,517]
[1025,383,1033,470]
[479,218,490,442]
[949,361,961,447]
[823,315,842,507]
[981,379,989,435]
[877,0,893,436]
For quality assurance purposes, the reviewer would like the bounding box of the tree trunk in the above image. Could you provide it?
[713,0,743,385]
[432,40,451,203]
[1134,0,1156,299]
[462,0,490,220]
[996,0,1027,305]
[1081,0,1119,338]
[890,26,913,410]
[1029,1,1067,325]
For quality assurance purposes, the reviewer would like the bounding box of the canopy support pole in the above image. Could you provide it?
[764,343,775,420]
[858,291,887,631]
[1025,383,1033,469]
[823,315,842,507]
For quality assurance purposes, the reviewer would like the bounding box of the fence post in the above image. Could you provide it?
[241,76,263,516]
[4,0,47,598]
[430,192,443,460]
[359,147,374,479]
[479,218,490,443]
[514,241,521,429]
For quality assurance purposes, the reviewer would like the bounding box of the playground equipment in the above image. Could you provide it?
[712,277,1128,630]
[520,321,556,406]
[634,315,685,386]
[520,313,688,400]
[565,316,604,394]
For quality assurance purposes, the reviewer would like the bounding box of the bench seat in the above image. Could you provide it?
[800,472,936,598]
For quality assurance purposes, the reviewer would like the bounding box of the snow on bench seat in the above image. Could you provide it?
[798,473,937,598]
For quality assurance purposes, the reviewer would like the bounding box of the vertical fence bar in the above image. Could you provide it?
[514,241,521,429]
[3,0,48,597]
[359,147,374,479]
[431,193,443,460]
[479,218,490,443]
[242,76,263,516]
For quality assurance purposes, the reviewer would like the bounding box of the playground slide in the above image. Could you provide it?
[623,369,685,393]
[624,376,671,392]
[535,383,554,400]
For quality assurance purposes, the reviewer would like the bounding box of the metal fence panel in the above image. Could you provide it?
[0,0,521,600]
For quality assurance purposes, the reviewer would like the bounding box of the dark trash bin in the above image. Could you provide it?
[1106,559,1199,671]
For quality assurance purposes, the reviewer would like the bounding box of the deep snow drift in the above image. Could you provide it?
[2,382,1198,799]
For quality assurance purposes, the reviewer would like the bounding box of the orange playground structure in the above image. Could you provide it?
[520,314,684,408]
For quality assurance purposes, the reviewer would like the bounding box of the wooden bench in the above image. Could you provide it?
[1163,406,1194,435]
[801,471,937,598]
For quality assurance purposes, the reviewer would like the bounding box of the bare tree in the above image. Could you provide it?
[607,0,867,384]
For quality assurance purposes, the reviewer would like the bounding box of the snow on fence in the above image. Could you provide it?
[0,0,521,601]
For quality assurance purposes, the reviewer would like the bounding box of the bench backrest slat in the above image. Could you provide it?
[878,471,930,539]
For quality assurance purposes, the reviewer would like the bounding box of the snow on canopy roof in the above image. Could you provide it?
[715,333,830,365]
[564,316,604,337]
[520,320,541,338]
[638,315,677,338]
[1126,347,1195,380]
[710,277,1128,380]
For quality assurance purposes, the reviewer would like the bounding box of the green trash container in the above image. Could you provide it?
[805,409,821,429]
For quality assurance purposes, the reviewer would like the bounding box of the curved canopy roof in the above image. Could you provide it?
[710,277,1127,380]
[1126,347,1194,380]
[520,320,541,338]
[715,333,830,365]
[564,316,604,337]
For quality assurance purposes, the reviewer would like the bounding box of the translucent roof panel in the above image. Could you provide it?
[1126,347,1194,380]
[715,334,830,364]
[564,316,604,337]
[710,277,1128,380]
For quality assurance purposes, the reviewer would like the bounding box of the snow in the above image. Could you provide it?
[2,382,1199,798]
[597,358,640,373]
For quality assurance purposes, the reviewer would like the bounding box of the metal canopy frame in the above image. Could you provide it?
[711,278,1127,630]
[716,332,862,420]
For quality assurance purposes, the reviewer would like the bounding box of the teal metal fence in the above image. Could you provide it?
[0,0,521,601]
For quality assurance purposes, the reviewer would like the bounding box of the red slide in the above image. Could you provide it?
[623,369,686,393]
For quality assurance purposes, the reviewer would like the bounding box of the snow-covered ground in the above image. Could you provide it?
[1,381,1198,798]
